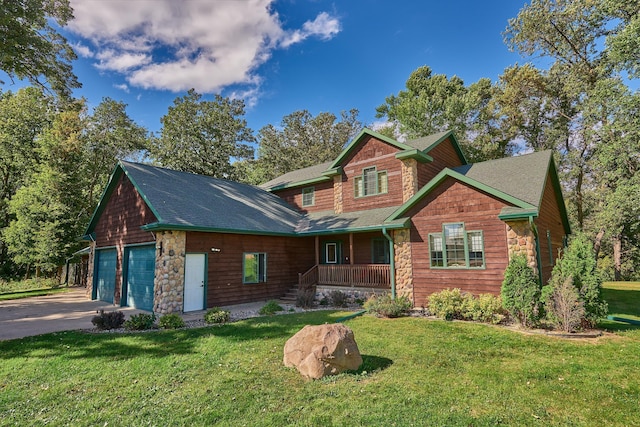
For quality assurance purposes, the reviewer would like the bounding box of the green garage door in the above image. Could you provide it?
[125,245,156,311]
[95,249,116,304]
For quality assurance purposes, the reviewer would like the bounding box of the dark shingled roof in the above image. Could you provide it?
[403,130,452,152]
[121,162,303,235]
[296,206,407,235]
[452,150,553,208]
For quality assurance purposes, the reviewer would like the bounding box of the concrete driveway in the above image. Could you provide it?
[0,287,148,341]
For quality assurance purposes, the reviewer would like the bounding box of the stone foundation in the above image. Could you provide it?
[505,220,538,276]
[393,228,413,301]
[153,230,186,314]
[315,285,387,304]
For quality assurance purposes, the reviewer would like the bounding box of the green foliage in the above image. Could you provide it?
[150,89,254,180]
[542,276,585,333]
[0,278,59,294]
[251,109,362,183]
[551,233,607,327]
[91,310,125,330]
[427,288,466,320]
[363,294,412,318]
[328,290,349,308]
[0,0,80,99]
[501,254,542,327]
[375,65,513,162]
[296,286,316,309]
[204,308,230,324]
[123,313,156,331]
[259,300,284,316]
[428,289,505,324]
[158,313,185,330]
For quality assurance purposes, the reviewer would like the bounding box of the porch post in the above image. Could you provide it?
[349,233,354,265]
[315,235,320,265]
[382,227,396,299]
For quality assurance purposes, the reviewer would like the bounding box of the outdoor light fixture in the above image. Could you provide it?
[211,248,221,252]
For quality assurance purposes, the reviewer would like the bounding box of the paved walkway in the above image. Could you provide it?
[0,288,149,341]
[0,288,283,341]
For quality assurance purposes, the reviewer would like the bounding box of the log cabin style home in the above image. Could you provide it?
[83,128,570,313]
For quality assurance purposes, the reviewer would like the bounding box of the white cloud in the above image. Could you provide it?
[113,83,129,93]
[68,0,340,102]
[72,42,94,58]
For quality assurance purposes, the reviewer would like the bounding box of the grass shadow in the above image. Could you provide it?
[357,354,394,373]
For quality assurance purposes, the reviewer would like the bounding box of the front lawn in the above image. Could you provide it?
[1,310,639,426]
[0,278,72,301]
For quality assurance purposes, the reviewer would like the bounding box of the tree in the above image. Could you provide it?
[251,109,361,183]
[0,87,53,275]
[81,98,149,212]
[4,109,84,276]
[0,0,80,99]
[504,0,640,278]
[501,253,542,327]
[375,66,513,162]
[150,89,254,179]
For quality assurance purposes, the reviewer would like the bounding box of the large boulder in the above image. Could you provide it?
[283,323,363,379]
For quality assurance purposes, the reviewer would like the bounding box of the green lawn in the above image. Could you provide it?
[1,309,640,426]
[0,278,72,301]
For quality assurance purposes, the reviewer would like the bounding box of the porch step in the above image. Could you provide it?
[281,285,299,302]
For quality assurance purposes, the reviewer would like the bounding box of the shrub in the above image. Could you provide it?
[124,313,156,330]
[363,294,412,318]
[464,293,506,324]
[259,300,284,315]
[543,276,585,333]
[158,313,185,329]
[296,286,316,308]
[501,254,542,327]
[91,310,125,330]
[551,233,607,327]
[427,288,466,320]
[204,308,230,324]
[329,290,349,308]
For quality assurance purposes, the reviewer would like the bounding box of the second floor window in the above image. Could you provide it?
[354,167,388,198]
[302,187,315,207]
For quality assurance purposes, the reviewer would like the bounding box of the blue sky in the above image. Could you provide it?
[6,0,537,139]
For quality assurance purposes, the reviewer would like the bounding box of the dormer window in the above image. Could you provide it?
[354,167,388,198]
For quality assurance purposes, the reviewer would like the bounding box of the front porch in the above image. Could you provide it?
[299,264,391,289]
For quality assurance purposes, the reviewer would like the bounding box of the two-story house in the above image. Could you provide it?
[83,128,570,313]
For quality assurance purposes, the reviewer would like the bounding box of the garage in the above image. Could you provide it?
[123,245,156,311]
[94,248,116,303]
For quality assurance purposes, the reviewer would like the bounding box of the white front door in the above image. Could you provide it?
[184,253,206,312]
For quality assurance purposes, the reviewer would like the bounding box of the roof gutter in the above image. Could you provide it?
[382,227,396,300]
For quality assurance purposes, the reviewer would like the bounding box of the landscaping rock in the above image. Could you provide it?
[283,323,362,379]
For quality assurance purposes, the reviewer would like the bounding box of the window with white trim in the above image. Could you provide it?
[243,252,267,283]
[354,167,388,198]
[301,187,315,207]
[429,223,485,268]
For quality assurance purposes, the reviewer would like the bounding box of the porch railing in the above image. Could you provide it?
[317,264,390,288]
[298,265,319,288]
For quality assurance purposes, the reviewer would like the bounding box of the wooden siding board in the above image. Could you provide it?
[535,174,567,284]
[341,136,405,212]
[186,232,315,306]
[407,177,512,306]
[272,181,334,213]
[417,137,465,188]
[93,174,157,304]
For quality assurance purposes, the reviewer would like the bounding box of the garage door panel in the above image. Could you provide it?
[95,249,116,304]
[125,246,155,311]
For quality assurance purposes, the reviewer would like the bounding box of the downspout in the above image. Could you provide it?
[529,216,543,286]
[382,227,396,299]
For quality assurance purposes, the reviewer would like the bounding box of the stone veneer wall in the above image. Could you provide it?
[393,228,413,301]
[153,230,186,314]
[85,242,96,299]
[505,220,538,275]
[400,158,418,202]
[333,175,343,214]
